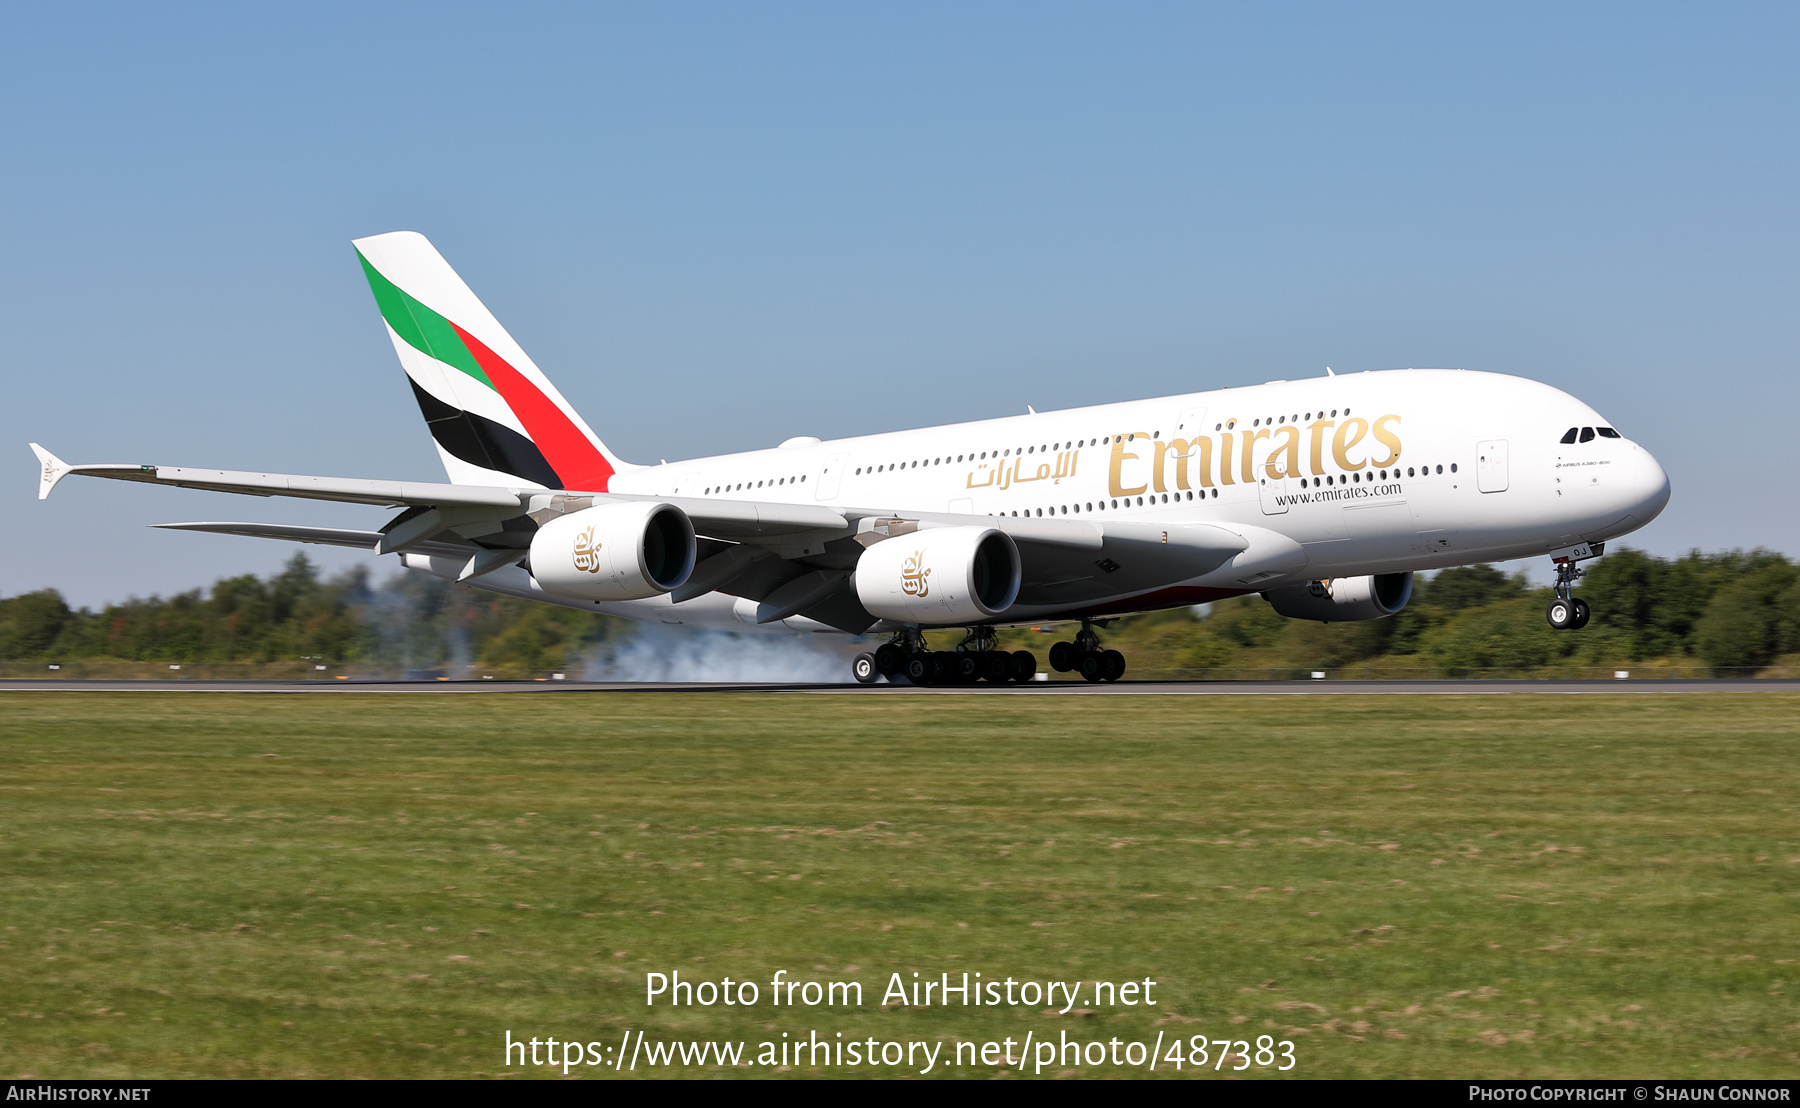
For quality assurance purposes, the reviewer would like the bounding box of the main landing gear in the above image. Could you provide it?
[1048,621,1125,682]
[1545,542,1604,631]
[851,627,1037,686]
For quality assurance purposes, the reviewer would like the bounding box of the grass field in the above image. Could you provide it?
[0,691,1795,1079]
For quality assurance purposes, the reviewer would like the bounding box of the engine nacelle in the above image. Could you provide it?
[530,501,697,601]
[854,526,1021,624]
[1264,572,1413,622]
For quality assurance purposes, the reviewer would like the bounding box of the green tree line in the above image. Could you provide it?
[0,553,627,674]
[1085,547,1800,675]
[2,548,1797,676]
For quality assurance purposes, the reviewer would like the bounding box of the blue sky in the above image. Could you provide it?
[3,3,1795,607]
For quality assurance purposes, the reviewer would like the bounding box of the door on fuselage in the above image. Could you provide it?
[1477,440,1509,493]
[817,452,849,500]
[1258,473,1289,515]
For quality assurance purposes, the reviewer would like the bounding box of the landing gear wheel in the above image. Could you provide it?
[933,651,957,683]
[1101,649,1126,682]
[874,643,904,676]
[904,653,934,684]
[851,652,878,684]
[1048,641,1077,673]
[1009,650,1038,683]
[980,651,1012,683]
[1570,598,1591,629]
[950,652,979,683]
[1079,652,1104,682]
[1546,599,1575,630]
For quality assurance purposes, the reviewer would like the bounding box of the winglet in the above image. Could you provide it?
[29,443,70,500]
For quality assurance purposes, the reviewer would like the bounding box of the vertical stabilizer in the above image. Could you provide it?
[353,231,630,491]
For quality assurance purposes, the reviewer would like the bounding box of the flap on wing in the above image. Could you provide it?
[1010,521,1250,607]
[152,521,477,559]
[612,494,849,540]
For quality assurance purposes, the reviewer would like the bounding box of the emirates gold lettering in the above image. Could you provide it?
[1179,436,1214,488]
[1370,415,1402,467]
[900,551,931,597]
[950,414,1403,495]
[572,526,603,573]
[1241,428,1269,484]
[1265,424,1301,480]
[1109,433,1150,497]
[1333,418,1370,472]
[1308,418,1335,475]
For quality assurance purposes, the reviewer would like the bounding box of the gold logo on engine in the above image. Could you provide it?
[573,526,603,573]
[900,550,930,597]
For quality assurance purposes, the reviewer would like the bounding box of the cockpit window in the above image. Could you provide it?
[1596,426,1621,438]
[1579,427,1596,443]
[1560,427,1579,444]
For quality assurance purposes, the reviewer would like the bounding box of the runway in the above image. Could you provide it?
[3,678,1796,695]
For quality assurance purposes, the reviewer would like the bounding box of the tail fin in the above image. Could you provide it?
[352,231,629,491]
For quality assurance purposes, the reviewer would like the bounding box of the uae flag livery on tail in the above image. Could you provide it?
[352,231,622,492]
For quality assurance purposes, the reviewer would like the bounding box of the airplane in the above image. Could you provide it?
[29,231,1672,685]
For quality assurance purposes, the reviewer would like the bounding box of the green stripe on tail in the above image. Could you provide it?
[356,250,493,389]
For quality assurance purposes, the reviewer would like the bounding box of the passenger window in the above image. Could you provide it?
[1560,427,1579,444]
[1597,427,1621,438]
[1580,427,1595,443]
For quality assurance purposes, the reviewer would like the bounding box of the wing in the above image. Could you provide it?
[32,443,848,552]
[35,443,1285,631]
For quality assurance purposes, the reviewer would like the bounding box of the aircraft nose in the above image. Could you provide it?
[1621,444,1671,524]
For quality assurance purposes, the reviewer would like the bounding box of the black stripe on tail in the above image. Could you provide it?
[409,380,563,489]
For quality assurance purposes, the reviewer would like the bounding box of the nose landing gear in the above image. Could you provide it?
[1545,596,1590,631]
[1545,542,1602,630]
[1048,621,1126,682]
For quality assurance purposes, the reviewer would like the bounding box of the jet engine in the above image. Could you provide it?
[854,525,1021,624]
[1264,572,1413,622]
[530,501,697,601]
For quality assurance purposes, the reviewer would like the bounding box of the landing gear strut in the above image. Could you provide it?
[854,627,1038,686]
[1048,621,1126,682]
[1545,542,1602,630]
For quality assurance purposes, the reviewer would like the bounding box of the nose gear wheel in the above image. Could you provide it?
[1545,544,1603,630]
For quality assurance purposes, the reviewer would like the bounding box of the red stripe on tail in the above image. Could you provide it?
[450,323,614,492]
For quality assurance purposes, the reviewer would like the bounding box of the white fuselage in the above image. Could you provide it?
[452,368,1670,632]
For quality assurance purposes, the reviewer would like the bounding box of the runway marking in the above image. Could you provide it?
[2,680,1796,695]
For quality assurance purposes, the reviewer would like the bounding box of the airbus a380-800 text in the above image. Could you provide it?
[31,232,1671,684]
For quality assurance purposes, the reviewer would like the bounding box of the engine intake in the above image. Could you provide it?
[855,526,1020,625]
[1264,572,1413,622]
[530,501,697,601]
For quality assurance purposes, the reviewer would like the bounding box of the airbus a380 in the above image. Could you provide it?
[30,232,1671,684]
